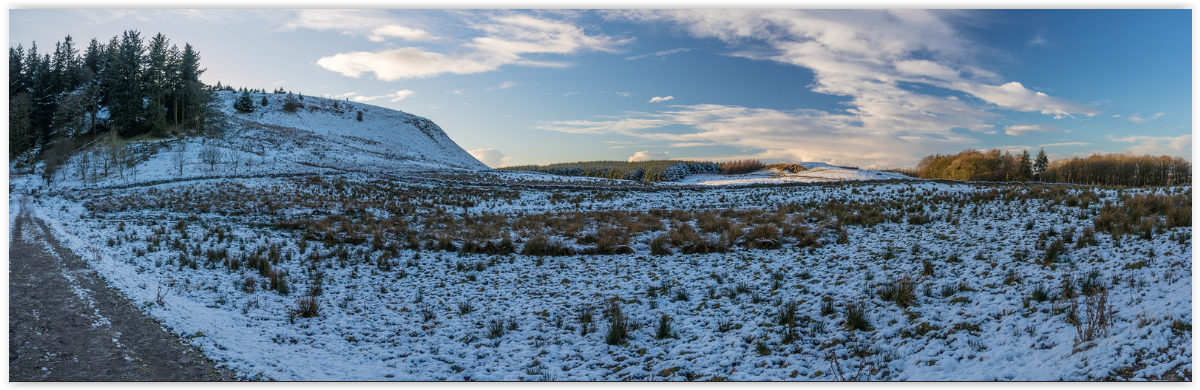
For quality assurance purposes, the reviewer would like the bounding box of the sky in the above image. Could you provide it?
[8,8,1193,168]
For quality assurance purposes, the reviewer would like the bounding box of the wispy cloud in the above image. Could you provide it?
[1110,134,1191,156]
[561,9,1106,166]
[648,96,674,103]
[284,10,437,42]
[1040,142,1089,147]
[625,47,691,61]
[1027,30,1049,47]
[486,81,518,91]
[1125,112,1165,123]
[1004,124,1057,136]
[615,92,635,97]
[329,89,417,103]
[317,13,632,81]
[539,104,976,168]
[628,150,670,162]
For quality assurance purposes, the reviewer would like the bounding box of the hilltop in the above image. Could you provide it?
[23,91,487,191]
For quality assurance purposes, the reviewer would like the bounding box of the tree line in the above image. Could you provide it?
[914,148,1189,186]
[9,30,223,162]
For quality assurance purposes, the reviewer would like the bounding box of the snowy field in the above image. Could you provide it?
[671,163,911,186]
[16,170,1192,381]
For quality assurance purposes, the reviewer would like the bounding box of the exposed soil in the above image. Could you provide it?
[9,196,235,381]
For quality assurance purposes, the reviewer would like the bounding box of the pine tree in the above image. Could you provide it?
[1034,148,1049,180]
[261,95,268,106]
[9,44,25,96]
[109,30,146,137]
[233,90,255,113]
[356,111,363,121]
[1018,149,1033,181]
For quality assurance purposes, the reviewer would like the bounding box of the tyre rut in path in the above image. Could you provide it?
[9,197,235,381]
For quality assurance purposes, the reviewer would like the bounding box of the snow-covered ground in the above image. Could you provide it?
[17,171,1192,381]
[673,163,911,186]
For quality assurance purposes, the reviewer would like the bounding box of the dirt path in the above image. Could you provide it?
[9,196,235,381]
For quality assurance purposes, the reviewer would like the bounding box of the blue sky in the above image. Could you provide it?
[9,9,1192,168]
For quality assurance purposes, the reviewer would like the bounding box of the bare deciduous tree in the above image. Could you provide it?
[171,142,189,177]
[199,143,222,172]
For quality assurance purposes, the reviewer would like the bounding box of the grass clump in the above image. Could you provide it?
[843,300,872,331]
[295,296,319,318]
[655,314,677,340]
[604,302,631,346]
[877,275,918,308]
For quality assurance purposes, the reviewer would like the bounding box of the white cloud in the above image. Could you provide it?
[1126,112,1165,123]
[648,96,674,103]
[369,25,435,42]
[540,103,976,168]
[327,89,416,103]
[628,151,670,162]
[1110,134,1191,156]
[486,81,518,91]
[284,10,437,42]
[1004,124,1057,136]
[955,82,1101,118]
[566,10,1105,166]
[615,92,635,97]
[626,47,692,60]
[318,13,631,81]
[316,48,507,81]
[390,90,416,102]
[468,148,510,168]
[1027,30,1049,47]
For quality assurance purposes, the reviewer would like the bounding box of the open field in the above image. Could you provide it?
[15,170,1191,380]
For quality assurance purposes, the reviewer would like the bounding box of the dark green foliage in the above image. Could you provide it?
[233,90,255,113]
[261,95,268,106]
[283,92,302,112]
[356,111,363,121]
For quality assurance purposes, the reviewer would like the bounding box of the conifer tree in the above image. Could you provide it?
[1034,148,1049,180]
[233,90,255,113]
[109,30,145,137]
[1018,149,1033,181]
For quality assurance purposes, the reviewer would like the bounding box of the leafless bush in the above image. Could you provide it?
[1073,288,1114,344]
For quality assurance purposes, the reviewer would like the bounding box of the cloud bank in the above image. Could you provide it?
[468,148,510,168]
[539,9,1107,167]
[316,13,632,81]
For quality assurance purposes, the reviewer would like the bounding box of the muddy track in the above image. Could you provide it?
[9,197,236,381]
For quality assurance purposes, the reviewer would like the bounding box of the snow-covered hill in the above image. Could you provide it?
[217,91,486,172]
[33,91,486,191]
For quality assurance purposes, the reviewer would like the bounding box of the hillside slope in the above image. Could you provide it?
[27,91,487,190]
[219,91,486,172]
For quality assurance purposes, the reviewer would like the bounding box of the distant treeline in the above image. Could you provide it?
[914,148,1190,186]
[502,159,764,182]
[1042,154,1190,187]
